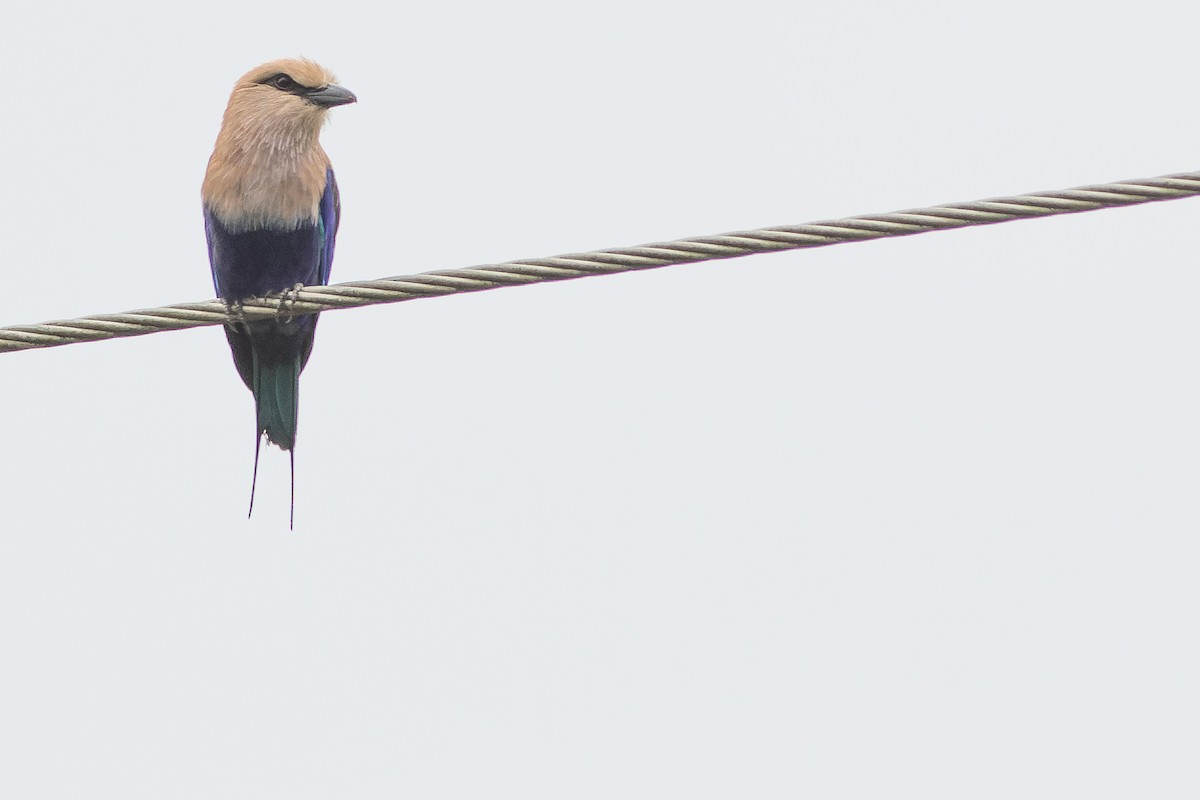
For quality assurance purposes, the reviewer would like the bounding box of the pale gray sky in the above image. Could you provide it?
[2,1,1198,797]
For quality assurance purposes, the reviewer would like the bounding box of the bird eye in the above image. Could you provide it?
[271,74,297,91]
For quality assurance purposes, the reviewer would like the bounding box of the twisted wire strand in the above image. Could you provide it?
[3,171,1198,354]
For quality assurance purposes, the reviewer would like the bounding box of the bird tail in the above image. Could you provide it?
[224,319,315,529]
[249,353,301,530]
[253,355,301,451]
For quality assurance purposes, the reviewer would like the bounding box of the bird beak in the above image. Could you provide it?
[305,84,357,108]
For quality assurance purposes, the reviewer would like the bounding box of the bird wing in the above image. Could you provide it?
[318,167,340,286]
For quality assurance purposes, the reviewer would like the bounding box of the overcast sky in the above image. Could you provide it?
[2,1,1198,797]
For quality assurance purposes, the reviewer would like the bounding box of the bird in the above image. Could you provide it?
[202,58,356,528]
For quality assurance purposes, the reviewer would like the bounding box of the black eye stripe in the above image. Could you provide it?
[257,73,312,96]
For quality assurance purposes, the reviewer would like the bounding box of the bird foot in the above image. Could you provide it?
[225,299,247,324]
[277,283,306,322]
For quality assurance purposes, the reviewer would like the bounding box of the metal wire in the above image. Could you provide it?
[2,171,1198,354]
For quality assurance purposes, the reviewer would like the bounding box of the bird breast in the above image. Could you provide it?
[203,127,329,233]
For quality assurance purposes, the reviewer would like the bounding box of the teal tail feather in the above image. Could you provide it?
[254,355,301,451]
[249,352,302,529]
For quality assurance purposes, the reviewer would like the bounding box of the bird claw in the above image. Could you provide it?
[277,283,305,322]
[225,299,247,324]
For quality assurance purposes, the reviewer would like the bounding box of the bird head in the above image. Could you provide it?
[224,58,356,137]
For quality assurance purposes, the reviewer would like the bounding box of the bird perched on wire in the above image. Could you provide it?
[202,58,356,528]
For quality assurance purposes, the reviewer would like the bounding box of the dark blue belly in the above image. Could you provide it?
[205,212,323,300]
